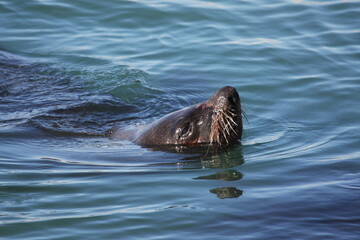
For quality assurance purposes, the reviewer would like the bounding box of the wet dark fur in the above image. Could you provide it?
[111,86,243,147]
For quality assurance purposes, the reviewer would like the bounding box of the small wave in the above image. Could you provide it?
[29,96,140,136]
[212,38,281,46]
[242,116,289,146]
[0,51,186,138]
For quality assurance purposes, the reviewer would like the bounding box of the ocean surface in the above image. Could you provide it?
[1,0,360,239]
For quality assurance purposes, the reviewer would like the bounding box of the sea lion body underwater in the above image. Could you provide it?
[111,86,243,147]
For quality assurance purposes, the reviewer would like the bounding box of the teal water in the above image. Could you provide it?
[1,0,360,239]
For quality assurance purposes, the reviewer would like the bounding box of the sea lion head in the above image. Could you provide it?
[135,86,243,147]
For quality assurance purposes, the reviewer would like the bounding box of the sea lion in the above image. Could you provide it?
[110,86,243,147]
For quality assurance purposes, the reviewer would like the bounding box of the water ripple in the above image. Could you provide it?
[1,0,360,239]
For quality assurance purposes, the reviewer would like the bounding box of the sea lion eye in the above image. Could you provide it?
[181,123,192,138]
[182,124,191,135]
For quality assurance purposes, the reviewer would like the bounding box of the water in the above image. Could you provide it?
[1,0,360,239]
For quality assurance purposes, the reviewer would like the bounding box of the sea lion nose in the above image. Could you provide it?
[219,86,240,108]
[207,86,241,110]
[227,96,236,107]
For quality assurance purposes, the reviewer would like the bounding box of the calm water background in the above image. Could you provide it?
[1,0,360,239]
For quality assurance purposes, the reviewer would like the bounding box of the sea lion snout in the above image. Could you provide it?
[208,86,241,112]
[207,86,243,145]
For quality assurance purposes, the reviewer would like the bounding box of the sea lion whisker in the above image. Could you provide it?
[228,111,237,117]
[227,116,238,126]
[218,116,225,128]
[222,130,229,144]
[227,119,238,136]
[241,108,249,124]
[210,126,217,144]
[224,113,234,124]
[221,118,232,139]
[224,117,237,135]
[223,115,232,136]
[219,114,228,132]
[222,111,233,120]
